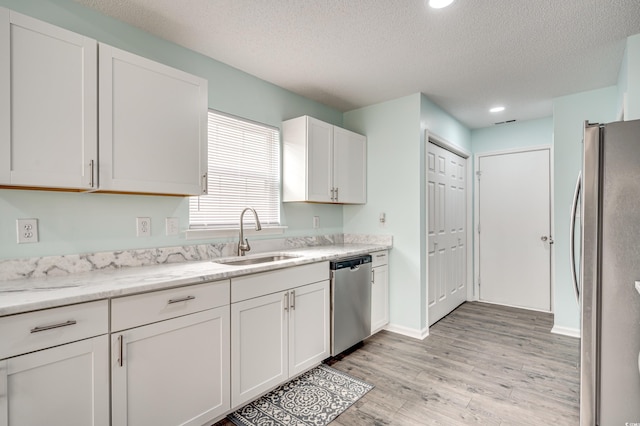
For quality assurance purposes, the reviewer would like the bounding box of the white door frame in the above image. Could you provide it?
[473,145,554,312]
[425,130,474,327]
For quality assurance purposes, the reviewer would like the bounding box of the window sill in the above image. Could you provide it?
[185,225,287,240]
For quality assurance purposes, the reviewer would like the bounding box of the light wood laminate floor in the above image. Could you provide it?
[218,302,581,425]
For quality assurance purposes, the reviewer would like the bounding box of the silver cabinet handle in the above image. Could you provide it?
[330,188,336,201]
[372,269,376,284]
[570,171,581,302]
[375,254,385,258]
[290,290,295,310]
[168,295,195,304]
[541,236,548,241]
[335,187,339,202]
[89,160,95,188]
[117,335,124,367]
[30,320,77,333]
[202,173,208,194]
[284,292,289,312]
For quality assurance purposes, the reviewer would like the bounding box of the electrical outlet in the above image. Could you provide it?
[136,217,151,237]
[313,216,320,229]
[16,219,39,244]
[165,217,180,236]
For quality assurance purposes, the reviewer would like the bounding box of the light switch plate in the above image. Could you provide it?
[17,219,39,244]
[165,217,179,236]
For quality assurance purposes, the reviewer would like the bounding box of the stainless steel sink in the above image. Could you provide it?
[214,254,299,266]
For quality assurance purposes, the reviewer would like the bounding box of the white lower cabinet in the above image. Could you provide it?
[230,263,330,408]
[371,251,390,334]
[0,301,109,426]
[0,336,109,426]
[110,280,230,426]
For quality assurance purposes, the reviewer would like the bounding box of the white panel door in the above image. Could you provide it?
[427,143,467,326]
[478,148,551,311]
[0,8,97,189]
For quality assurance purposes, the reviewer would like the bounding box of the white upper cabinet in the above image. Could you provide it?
[283,115,367,204]
[0,8,97,189]
[333,126,367,204]
[99,43,208,195]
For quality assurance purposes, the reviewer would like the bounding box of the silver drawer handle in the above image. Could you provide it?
[168,295,195,304]
[30,320,77,333]
[376,254,386,258]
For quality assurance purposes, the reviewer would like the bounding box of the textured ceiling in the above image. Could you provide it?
[75,0,640,129]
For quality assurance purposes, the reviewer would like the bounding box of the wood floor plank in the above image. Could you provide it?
[215,302,580,426]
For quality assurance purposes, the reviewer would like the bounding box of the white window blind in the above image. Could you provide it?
[189,110,281,228]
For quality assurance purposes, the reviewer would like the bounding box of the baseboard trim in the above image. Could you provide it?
[551,325,580,338]
[385,323,429,340]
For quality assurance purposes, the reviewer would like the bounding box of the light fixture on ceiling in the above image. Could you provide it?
[428,0,455,9]
[489,106,505,113]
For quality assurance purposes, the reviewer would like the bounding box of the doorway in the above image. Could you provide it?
[475,147,552,311]
[427,141,468,326]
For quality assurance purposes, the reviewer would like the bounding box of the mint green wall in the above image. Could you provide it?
[617,40,629,119]
[623,34,640,120]
[472,117,553,154]
[343,94,423,332]
[419,94,471,327]
[552,86,618,331]
[420,95,472,153]
[343,93,471,334]
[0,0,344,259]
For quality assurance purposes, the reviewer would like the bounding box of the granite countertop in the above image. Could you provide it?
[0,243,390,317]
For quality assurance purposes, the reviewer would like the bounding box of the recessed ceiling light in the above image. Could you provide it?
[428,0,455,9]
[490,106,505,113]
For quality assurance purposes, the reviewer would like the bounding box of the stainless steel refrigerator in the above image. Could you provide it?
[573,120,640,425]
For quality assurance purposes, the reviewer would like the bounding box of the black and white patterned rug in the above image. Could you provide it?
[228,364,373,426]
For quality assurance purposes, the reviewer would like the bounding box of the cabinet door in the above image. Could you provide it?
[306,117,334,202]
[231,291,288,408]
[333,127,367,204]
[0,8,97,189]
[371,264,390,334]
[289,280,330,376]
[0,336,109,426]
[111,307,230,426]
[99,43,207,195]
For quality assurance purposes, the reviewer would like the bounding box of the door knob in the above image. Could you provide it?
[541,236,547,241]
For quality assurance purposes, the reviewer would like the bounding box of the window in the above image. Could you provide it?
[189,110,280,228]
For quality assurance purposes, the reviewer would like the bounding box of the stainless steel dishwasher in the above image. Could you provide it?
[330,255,372,356]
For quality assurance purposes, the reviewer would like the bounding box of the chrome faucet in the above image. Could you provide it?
[237,207,262,256]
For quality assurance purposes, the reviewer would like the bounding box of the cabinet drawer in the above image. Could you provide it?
[371,251,388,267]
[0,300,108,359]
[231,262,329,303]
[111,280,230,332]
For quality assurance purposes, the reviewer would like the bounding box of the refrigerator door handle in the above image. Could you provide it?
[570,171,581,303]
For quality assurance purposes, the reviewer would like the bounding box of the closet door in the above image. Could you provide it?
[427,142,467,325]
